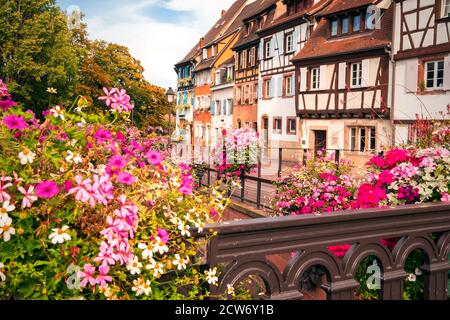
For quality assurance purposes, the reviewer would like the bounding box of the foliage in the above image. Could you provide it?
[0,81,229,300]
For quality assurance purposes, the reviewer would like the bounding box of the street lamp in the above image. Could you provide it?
[166,87,175,140]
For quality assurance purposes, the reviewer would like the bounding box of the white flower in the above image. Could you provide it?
[152,236,169,255]
[146,259,164,278]
[49,106,65,121]
[0,216,15,242]
[173,254,187,271]
[0,262,5,282]
[0,201,15,218]
[205,268,218,285]
[18,148,36,165]
[227,284,235,295]
[48,226,71,244]
[415,268,422,276]
[141,279,152,296]
[65,150,82,164]
[194,219,205,233]
[407,273,417,282]
[132,278,144,296]
[127,256,142,275]
[178,223,191,237]
[138,243,153,260]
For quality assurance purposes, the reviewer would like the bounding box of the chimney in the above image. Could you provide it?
[221,10,226,17]
[199,37,205,48]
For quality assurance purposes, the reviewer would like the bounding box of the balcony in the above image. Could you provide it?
[195,202,450,300]
[177,77,193,88]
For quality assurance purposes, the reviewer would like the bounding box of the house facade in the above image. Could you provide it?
[292,0,394,165]
[392,0,450,145]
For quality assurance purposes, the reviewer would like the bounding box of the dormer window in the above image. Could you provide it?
[331,19,338,36]
[353,14,361,32]
[342,17,349,34]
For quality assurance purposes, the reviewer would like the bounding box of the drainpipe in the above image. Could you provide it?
[389,2,397,147]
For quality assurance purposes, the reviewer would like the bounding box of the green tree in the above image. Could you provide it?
[0,0,79,115]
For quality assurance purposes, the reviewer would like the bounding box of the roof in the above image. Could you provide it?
[292,1,393,63]
[219,55,235,67]
[241,0,278,22]
[258,0,331,34]
[194,57,216,72]
[318,0,379,17]
[175,43,201,66]
[232,0,278,50]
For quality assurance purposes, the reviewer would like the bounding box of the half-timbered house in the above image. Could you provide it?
[392,0,450,145]
[292,0,394,164]
[256,0,331,160]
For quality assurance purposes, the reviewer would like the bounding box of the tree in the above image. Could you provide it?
[0,0,79,115]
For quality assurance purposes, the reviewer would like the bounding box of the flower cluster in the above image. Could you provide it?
[99,87,134,113]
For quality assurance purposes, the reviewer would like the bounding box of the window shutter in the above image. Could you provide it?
[222,99,227,114]
[338,63,346,89]
[405,60,418,93]
[319,65,327,90]
[300,68,307,92]
[293,28,299,52]
[277,77,283,97]
[443,55,450,90]
[361,59,370,87]
[270,78,275,97]
[278,33,284,55]
[210,99,215,114]
[258,79,263,98]
[183,92,188,105]
[258,41,263,61]
[290,75,295,95]
[270,37,275,57]
[229,99,233,114]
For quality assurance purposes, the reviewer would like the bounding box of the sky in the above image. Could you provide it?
[57,0,236,89]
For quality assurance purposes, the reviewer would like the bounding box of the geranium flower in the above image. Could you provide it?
[94,241,116,266]
[65,150,82,164]
[2,115,28,130]
[126,256,142,275]
[17,186,37,209]
[157,228,170,244]
[146,150,162,166]
[98,87,117,107]
[116,172,136,185]
[407,274,416,282]
[18,147,36,165]
[0,99,17,111]
[96,265,112,288]
[205,268,218,285]
[0,216,15,242]
[94,129,112,144]
[0,178,12,202]
[35,180,59,199]
[48,226,71,244]
[441,192,450,202]
[108,155,127,171]
[78,264,97,287]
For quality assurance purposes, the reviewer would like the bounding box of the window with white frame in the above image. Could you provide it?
[215,100,221,115]
[285,32,294,52]
[359,128,366,152]
[264,38,271,58]
[285,76,293,96]
[311,67,320,90]
[264,79,271,97]
[349,126,376,153]
[369,128,376,151]
[273,117,282,133]
[287,118,296,134]
[240,50,247,69]
[350,127,357,151]
[351,62,362,87]
[331,19,338,36]
[444,0,450,17]
[249,47,256,66]
[425,60,444,90]
[249,84,254,104]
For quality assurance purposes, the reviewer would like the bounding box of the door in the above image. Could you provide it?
[314,130,327,152]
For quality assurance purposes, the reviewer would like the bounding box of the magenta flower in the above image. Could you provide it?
[0,99,17,111]
[116,172,136,185]
[179,184,193,195]
[146,150,162,166]
[157,228,170,244]
[2,115,28,130]
[93,129,112,143]
[35,180,59,199]
[108,155,127,170]
[78,264,97,288]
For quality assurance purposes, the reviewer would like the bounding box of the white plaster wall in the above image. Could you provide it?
[211,85,234,146]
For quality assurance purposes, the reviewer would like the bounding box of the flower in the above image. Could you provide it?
[126,256,142,275]
[47,87,57,94]
[0,99,17,111]
[65,150,82,164]
[0,262,5,282]
[98,87,117,106]
[173,254,187,271]
[441,192,450,202]
[137,243,153,260]
[205,268,218,285]
[178,223,191,237]
[48,226,71,244]
[35,180,59,199]
[108,155,127,171]
[2,115,28,130]
[94,241,116,266]
[116,172,136,185]
[0,216,15,242]
[227,284,235,295]
[94,129,112,144]
[407,273,416,282]
[414,268,422,276]
[49,106,65,121]
[0,178,12,202]
[78,264,97,287]
[18,148,36,165]
[96,265,112,288]
[157,228,170,244]
[152,236,169,255]
[0,201,15,218]
[146,259,164,278]
[146,150,162,166]
[141,279,152,295]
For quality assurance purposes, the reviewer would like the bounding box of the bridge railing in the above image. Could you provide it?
[194,202,450,300]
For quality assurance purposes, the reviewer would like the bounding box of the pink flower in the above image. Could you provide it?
[98,87,117,107]
[116,172,136,185]
[378,170,394,185]
[0,177,12,202]
[0,99,17,111]
[96,264,112,288]
[35,181,59,199]
[328,244,352,257]
[93,129,112,143]
[179,184,193,195]
[17,185,38,208]
[94,241,116,266]
[146,150,162,166]
[209,208,218,217]
[2,115,28,130]
[385,148,409,167]
[115,131,126,141]
[108,155,127,171]
[441,192,450,202]
[78,264,97,288]
[157,228,170,244]
[368,156,385,168]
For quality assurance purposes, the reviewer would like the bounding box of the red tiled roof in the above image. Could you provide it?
[292,1,393,62]
[318,0,379,17]
[176,43,200,66]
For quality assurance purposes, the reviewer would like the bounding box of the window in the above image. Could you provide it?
[425,60,444,89]
[249,84,254,104]
[264,39,271,58]
[264,79,271,97]
[331,19,338,36]
[443,0,450,17]
[273,117,282,133]
[202,48,207,60]
[240,50,247,69]
[222,100,227,115]
[254,83,258,103]
[285,32,294,52]
[342,17,349,34]
[249,47,256,66]
[287,118,297,134]
[236,86,241,104]
[350,128,357,151]
[311,67,320,90]
[285,76,293,96]
[353,14,361,32]
[351,62,362,87]
[215,100,221,115]
[359,128,366,152]
[369,128,376,151]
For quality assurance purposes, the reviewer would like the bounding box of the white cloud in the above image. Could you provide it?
[83,0,236,89]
